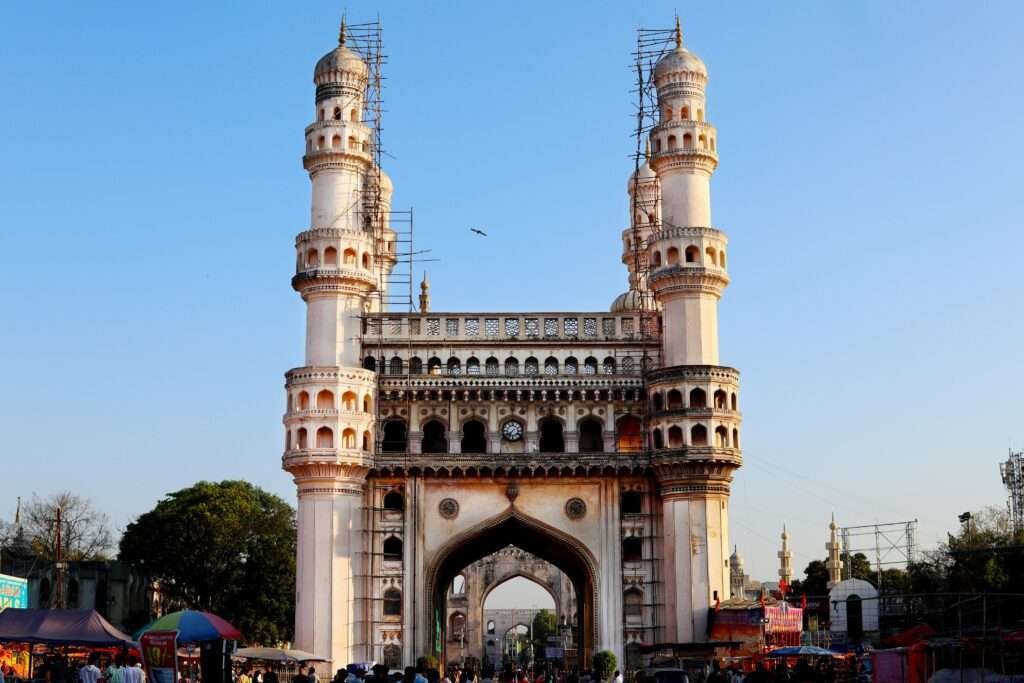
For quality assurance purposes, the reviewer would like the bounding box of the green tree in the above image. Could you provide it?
[790,560,829,596]
[119,480,295,643]
[531,609,558,661]
[592,651,617,683]
[848,552,874,582]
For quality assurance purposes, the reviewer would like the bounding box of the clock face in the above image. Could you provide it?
[502,421,523,441]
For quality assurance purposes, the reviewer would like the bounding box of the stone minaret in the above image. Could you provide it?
[282,18,382,670]
[826,516,843,588]
[729,546,746,600]
[648,19,741,642]
[778,526,793,588]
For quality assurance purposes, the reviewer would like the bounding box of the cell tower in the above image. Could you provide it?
[1000,449,1024,535]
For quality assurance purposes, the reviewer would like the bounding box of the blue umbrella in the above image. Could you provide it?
[767,646,839,657]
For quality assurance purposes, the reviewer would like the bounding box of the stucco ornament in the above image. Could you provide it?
[438,498,459,519]
[565,497,587,520]
[505,483,519,503]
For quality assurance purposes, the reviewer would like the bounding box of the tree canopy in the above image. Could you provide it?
[18,492,114,561]
[119,480,296,643]
[531,609,558,660]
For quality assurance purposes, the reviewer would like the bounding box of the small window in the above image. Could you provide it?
[333,107,342,120]
[383,491,404,511]
[621,491,642,515]
[623,537,643,563]
[383,536,403,562]
[383,588,402,616]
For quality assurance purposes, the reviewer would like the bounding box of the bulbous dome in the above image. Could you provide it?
[610,289,659,313]
[627,159,658,193]
[315,43,368,80]
[654,44,707,80]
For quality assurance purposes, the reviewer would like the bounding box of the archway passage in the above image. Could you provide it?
[428,512,597,671]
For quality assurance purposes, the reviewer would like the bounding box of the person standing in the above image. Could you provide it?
[122,659,144,683]
[106,655,125,683]
[80,655,102,683]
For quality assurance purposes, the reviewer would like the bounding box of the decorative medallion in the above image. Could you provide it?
[502,421,523,442]
[565,497,587,520]
[505,483,520,503]
[438,498,459,519]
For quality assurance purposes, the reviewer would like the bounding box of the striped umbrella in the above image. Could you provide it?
[136,610,242,642]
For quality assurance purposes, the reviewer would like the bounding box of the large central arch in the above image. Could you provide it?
[426,510,599,668]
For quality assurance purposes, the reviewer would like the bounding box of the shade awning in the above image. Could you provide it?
[0,608,136,647]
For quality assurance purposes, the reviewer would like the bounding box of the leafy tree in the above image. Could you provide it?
[790,560,829,596]
[120,480,295,643]
[848,552,874,582]
[531,609,558,660]
[591,651,617,682]
[21,492,114,560]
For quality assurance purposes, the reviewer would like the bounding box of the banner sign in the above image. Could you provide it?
[141,630,179,683]
[0,574,28,610]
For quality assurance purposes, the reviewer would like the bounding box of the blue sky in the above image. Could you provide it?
[1,2,1022,584]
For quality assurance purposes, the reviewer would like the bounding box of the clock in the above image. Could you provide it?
[502,421,523,441]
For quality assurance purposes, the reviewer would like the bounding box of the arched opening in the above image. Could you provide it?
[447,357,461,376]
[316,426,333,448]
[485,356,499,376]
[667,135,678,150]
[383,587,402,617]
[343,248,357,265]
[427,357,442,375]
[584,356,598,375]
[383,490,404,512]
[706,246,717,266]
[621,490,643,515]
[362,252,371,269]
[332,106,342,120]
[668,425,684,448]
[382,420,408,452]
[350,109,359,123]
[685,245,699,263]
[616,415,642,452]
[487,620,496,635]
[342,391,357,411]
[603,357,616,374]
[422,420,448,454]
[714,389,727,409]
[662,106,672,121]
[348,135,358,150]
[696,108,704,122]
[363,356,376,371]
[683,133,693,149]
[564,356,579,375]
[667,389,683,410]
[451,574,466,595]
[681,105,690,120]
[538,417,564,452]
[847,595,864,642]
[318,109,325,122]
[715,425,729,448]
[362,394,372,412]
[297,391,310,410]
[466,356,481,375]
[719,249,726,267]
[622,536,643,563]
[410,357,423,375]
[730,392,738,410]
[652,393,664,412]
[389,356,404,375]
[691,424,708,446]
[655,138,663,153]
[461,419,487,454]
[652,250,663,267]
[666,246,680,265]
[543,356,559,375]
[305,248,319,267]
[362,431,371,451]
[382,536,403,562]
[428,511,597,669]
[524,357,539,376]
[733,428,740,449]
[689,387,707,408]
[331,134,341,150]
[699,134,707,149]
[449,612,466,641]
[652,428,664,449]
[316,389,334,409]
[322,246,337,265]
[504,357,519,376]
[624,588,643,625]
[341,428,356,449]
[296,427,308,449]
[578,418,604,453]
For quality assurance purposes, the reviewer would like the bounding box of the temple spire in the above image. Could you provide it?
[674,16,683,49]
[338,15,347,46]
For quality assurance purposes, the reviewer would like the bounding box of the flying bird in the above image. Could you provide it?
[470,228,487,236]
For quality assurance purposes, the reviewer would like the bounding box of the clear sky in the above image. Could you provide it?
[1,2,1022,584]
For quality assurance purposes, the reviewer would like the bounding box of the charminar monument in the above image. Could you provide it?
[282,16,742,671]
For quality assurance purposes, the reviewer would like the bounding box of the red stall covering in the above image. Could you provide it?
[708,598,803,656]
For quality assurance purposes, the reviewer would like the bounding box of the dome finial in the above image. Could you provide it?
[644,138,651,160]
[338,14,347,46]
[674,16,683,50]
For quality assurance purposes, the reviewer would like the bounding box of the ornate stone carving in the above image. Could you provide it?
[505,483,519,503]
[438,498,459,519]
[565,497,587,520]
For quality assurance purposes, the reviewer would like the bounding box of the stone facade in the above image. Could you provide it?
[283,19,743,672]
